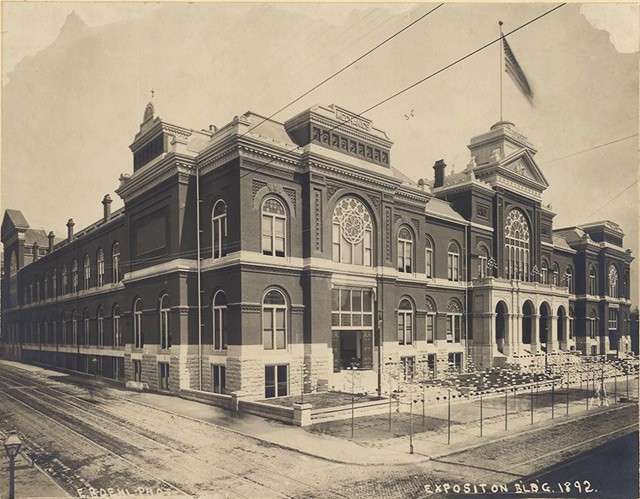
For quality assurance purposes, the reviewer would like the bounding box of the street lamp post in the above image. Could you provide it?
[551,381,555,419]
[447,387,451,445]
[4,430,23,499]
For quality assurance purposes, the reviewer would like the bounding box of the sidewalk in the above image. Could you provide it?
[0,452,69,498]
[3,360,637,467]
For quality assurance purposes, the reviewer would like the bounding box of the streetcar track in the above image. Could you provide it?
[0,368,332,499]
[0,376,261,499]
[0,382,192,497]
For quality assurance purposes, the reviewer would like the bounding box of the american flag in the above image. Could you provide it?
[503,36,533,104]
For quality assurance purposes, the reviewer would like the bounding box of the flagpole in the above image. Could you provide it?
[499,21,504,122]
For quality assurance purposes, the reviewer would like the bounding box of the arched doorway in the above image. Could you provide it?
[539,302,551,348]
[495,301,509,354]
[557,306,566,344]
[522,300,535,345]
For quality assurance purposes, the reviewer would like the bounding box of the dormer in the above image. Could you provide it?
[129,101,198,172]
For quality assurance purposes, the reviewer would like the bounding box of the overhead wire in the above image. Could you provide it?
[237,3,445,140]
[238,3,566,180]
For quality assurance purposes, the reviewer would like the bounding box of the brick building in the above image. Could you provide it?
[1,102,634,399]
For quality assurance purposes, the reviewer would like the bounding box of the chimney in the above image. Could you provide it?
[48,231,55,252]
[433,159,446,188]
[67,219,75,242]
[102,194,112,222]
[33,242,39,261]
[209,124,218,133]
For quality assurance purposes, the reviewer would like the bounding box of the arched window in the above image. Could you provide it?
[589,266,597,296]
[97,249,105,287]
[84,309,90,346]
[425,297,436,343]
[504,209,530,281]
[478,246,489,278]
[61,313,67,344]
[261,198,286,257]
[212,200,227,259]
[588,310,598,339]
[83,255,91,290]
[61,265,67,295]
[397,227,413,273]
[43,272,49,300]
[447,242,461,281]
[159,294,171,350]
[425,236,434,278]
[52,268,57,297]
[332,197,373,266]
[112,242,120,283]
[540,259,549,284]
[133,298,143,349]
[71,259,78,293]
[608,264,619,298]
[262,289,287,350]
[446,299,463,343]
[552,263,559,286]
[397,298,414,345]
[52,315,57,345]
[213,290,227,350]
[565,267,574,294]
[568,307,575,340]
[112,305,121,347]
[8,251,17,305]
[97,307,104,346]
[72,310,78,345]
[9,251,17,275]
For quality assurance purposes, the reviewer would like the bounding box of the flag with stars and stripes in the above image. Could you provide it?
[503,36,533,104]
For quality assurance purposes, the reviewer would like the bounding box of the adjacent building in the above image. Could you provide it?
[2,102,634,399]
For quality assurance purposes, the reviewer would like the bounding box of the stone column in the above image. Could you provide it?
[547,315,557,353]
[503,313,513,356]
[530,314,539,355]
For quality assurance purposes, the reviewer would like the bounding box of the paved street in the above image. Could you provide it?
[0,362,637,498]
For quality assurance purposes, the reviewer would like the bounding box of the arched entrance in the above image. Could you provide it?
[557,306,566,344]
[522,300,535,345]
[495,301,509,354]
[539,302,551,349]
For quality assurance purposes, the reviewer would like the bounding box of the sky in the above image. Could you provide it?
[1,2,638,302]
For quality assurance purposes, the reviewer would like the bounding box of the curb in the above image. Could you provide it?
[429,402,635,461]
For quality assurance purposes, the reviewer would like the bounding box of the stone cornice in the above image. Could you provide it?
[305,154,401,192]
[116,154,196,203]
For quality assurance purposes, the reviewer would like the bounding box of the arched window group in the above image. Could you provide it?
[332,197,373,266]
[505,209,530,281]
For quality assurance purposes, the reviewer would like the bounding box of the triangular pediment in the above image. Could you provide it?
[499,148,549,188]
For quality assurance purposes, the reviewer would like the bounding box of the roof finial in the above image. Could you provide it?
[151,89,155,99]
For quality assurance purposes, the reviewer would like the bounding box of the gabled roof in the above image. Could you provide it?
[2,209,30,242]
